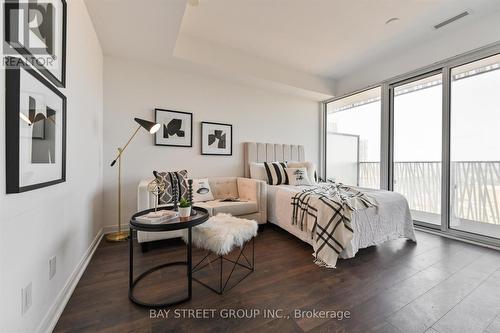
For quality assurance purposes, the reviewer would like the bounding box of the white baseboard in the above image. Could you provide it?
[36,229,104,333]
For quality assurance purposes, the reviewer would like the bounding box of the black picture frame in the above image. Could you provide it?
[5,57,67,193]
[4,0,67,88]
[201,122,233,156]
[155,109,193,147]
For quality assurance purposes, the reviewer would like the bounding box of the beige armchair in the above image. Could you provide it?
[137,176,267,246]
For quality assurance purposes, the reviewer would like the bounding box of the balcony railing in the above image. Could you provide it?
[358,161,500,225]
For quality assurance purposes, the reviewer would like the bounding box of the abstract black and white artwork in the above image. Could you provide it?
[155,109,192,147]
[201,122,232,156]
[5,57,66,193]
[4,0,67,87]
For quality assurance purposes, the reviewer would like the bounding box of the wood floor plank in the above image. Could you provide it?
[387,250,500,333]
[432,268,500,333]
[54,226,500,333]
[424,328,440,333]
[329,266,454,333]
[485,312,500,333]
[372,322,403,333]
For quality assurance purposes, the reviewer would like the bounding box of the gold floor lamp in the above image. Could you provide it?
[106,117,161,242]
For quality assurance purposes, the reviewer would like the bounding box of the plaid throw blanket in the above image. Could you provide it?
[291,183,377,268]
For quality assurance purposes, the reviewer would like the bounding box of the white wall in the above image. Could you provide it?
[335,13,500,95]
[103,56,320,230]
[0,1,104,332]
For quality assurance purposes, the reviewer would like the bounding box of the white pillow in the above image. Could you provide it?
[191,178,214,202]
[287,161,317,183]
[249,162,268,182]
[285,167,313,186]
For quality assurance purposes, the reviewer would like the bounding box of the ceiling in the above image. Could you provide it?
[85,0,500,99]
[84,0,186,64]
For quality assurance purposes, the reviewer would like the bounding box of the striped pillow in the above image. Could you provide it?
[264,162,289,185]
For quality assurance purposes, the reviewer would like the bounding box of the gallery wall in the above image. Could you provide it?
[103,56,321,231]
[0,1,104,332]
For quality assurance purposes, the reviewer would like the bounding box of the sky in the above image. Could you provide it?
[326,69,500,163]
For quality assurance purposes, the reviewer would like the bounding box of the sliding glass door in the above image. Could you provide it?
[324,45,500,244]
[326,87,381,188]
[391,73,443,226]
[449,54,500,238]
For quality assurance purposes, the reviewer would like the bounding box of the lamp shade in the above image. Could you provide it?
[134,117,161,134]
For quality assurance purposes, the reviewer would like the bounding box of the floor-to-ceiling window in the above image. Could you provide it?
[323,45,500,245]
[391,73,443,226]
[450,54,500,239]
[325,87,381,188]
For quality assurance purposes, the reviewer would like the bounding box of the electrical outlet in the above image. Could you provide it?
[49,256,57,280]
[21,283,32,315]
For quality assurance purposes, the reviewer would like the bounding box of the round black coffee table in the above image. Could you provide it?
[128,206,209,308]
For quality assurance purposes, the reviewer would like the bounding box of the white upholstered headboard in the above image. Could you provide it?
[244,142,305,177]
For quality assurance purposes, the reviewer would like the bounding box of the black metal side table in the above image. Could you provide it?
[129,206,209,308]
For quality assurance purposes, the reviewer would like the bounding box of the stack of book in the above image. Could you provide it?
[135,210,179,224]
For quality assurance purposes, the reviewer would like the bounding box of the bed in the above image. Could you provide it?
[244,142,416,261]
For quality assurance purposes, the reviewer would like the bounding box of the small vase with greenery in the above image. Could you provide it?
[178,198,192,218]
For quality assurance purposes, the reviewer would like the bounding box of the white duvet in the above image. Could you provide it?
[267,185,417,259]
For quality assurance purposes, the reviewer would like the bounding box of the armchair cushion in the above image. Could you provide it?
[237,177,259,202]
[196,200,258,216]
[237,177,266,224]
[208,177,239,199]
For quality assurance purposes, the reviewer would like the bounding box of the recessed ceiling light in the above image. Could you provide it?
[385,17,400,25]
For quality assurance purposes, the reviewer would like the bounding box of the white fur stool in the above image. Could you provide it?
[186,213,257,294]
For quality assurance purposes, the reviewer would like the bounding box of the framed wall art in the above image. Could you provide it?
[155,109,193,147]
[201,122,232,156]
[5,57,67,193]
[4,0,67,87]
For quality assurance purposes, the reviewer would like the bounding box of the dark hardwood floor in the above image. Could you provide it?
[55,225,500,333]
